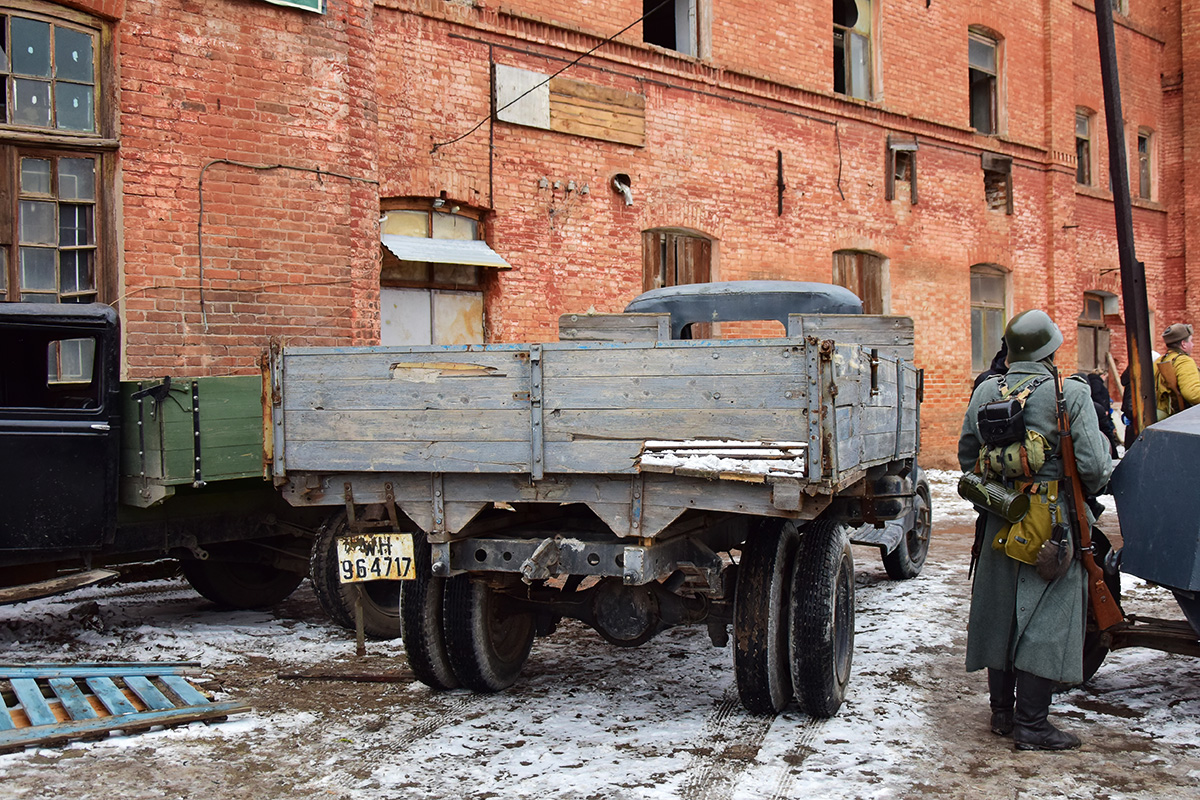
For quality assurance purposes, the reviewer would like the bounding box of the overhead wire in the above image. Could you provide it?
[430,0,673,154]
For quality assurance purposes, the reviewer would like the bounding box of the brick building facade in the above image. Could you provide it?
[1,0,1195,465]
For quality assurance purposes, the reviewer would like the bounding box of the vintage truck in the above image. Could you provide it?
[0,303,325,608]
[269,281,931,716]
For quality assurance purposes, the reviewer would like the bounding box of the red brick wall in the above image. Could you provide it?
[100,0,1188,465]
[116,0,380,376]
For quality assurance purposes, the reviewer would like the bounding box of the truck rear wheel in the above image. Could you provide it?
[182,558,304,610]
[443,575,535,692]
[309,513,402,640]
[789,520,855,718]
[882,471,932,580]
[733,519,799,714]
[400,534,459,690]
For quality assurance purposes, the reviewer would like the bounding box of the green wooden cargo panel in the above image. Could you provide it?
[119,375,264,507]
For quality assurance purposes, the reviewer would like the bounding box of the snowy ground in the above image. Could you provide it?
[2,470,1198,799]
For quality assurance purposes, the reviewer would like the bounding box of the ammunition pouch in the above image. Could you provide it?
[978,397,1027,446]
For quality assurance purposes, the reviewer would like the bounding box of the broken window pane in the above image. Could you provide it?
[10,17,50,77]
[983,169,1009,212]
[1138,132,1152,199]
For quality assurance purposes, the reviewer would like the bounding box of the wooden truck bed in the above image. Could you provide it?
[269,313,920,538]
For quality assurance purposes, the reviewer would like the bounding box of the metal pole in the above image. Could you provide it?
[1094,0,1156,436]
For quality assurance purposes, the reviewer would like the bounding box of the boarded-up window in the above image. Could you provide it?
[971,264,1008,373]
[642,230,712,291]
[982,152,1013,214]
[885,134,918,204]
[833,250,887,315]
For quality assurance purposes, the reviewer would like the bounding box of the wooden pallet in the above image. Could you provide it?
[0,662,249,753]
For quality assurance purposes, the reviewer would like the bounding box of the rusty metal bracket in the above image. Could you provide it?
[629,473,645,536]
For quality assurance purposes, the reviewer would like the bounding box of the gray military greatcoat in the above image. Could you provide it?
[958,360,1114,684]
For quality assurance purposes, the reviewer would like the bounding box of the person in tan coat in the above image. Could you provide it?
[1155,323,1199,419]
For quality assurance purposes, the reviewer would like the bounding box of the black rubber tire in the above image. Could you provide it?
[442,574,535,692]
[400,533,459,690]
[882,471,932,580]
[733,519,799,714]
[1082,529,1123,683]
[309,513,402,640]
[181,558,304,610]
[789,519,855,719]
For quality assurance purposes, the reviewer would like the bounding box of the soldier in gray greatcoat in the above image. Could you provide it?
[958,310,1114,750]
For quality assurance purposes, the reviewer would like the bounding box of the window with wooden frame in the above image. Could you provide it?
[379,204,486,292]
[1075,109,1094,186]
[1,4,111,304]
[885,134,918,204]
[833,0,873,101]
[833,250,887,315]
[981,152,1013,214]
[1078,291,1112,373]
[1137,128,1154,200]
[969,30,999,135]
[970,264,1008,373]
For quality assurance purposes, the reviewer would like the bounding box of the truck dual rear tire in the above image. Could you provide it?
[734,520,799,714]
[443,575,535,692]
[400,534,459,690]
[790,520,855,719]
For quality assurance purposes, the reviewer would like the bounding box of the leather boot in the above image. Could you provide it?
[1013,670,1081,751]
[988,668,1015,736]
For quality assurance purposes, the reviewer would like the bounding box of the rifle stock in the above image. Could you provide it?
[1052,368,1124,630]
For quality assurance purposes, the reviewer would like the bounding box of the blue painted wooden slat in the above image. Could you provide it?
[0,663,200,680]
[122,676,173,710]
[0,691,15,731]
[159,675,209,706]
[0,701,248,754]
[11,679,57,728]
[48,678,98,721]
[83,677,138,716]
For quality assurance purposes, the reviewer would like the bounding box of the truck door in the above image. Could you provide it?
[0,304,120,553]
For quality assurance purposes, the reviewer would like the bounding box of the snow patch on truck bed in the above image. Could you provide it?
[638,440,808,479]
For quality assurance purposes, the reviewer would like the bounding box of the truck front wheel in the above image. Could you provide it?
[182,558,303,610]
[733,519,799,714]
[443,575,534,692]
[789,519,855,718]
[882,471,932,580]
[309,513,402,640]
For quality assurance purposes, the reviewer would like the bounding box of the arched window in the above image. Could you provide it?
[970,264,1008,373]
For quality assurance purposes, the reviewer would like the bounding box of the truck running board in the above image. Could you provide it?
[0,569,120,606]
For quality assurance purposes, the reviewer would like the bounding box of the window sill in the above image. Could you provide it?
[1074,184,1111,201]
[1131,196,1165,213]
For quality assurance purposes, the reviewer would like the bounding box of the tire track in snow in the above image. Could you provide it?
[761,715,825,800]
[678,684,776,800]
[382,692,487,751]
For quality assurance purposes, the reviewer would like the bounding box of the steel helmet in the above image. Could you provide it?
[1004,309,1063,362]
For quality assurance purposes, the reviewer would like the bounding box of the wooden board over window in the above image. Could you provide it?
[494,64,645,147]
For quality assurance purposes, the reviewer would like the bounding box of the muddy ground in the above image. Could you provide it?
[1,522,1198,800]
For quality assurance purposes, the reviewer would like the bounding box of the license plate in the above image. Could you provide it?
[336,533,416,583]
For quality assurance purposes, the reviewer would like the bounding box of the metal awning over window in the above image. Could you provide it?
[381,234,512,269]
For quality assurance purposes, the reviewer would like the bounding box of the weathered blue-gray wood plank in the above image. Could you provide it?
[85,677,139,715]
[1,663,201,679]
[10,678,56,727]
[48,678,97,721]
[123,676,174,711]
[0,701,247,754]
[282,378,530,412]
[543,374,808,410]
[285,409,529,442]
[159,675,210,706]
[541,341,804,379]
[0,692,14,731]
[286,440,532,473]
